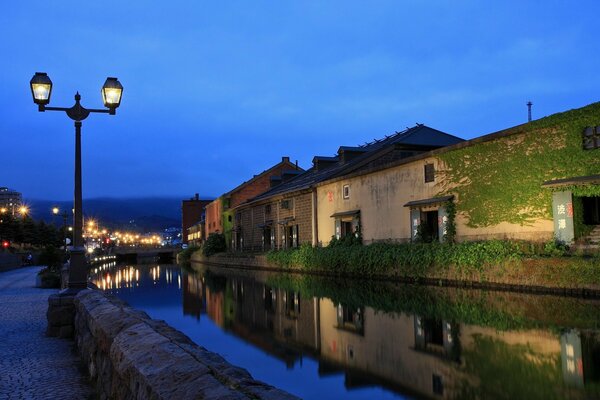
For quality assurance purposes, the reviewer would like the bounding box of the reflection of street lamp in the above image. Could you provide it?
[30,72,123,290]
[52,207,69,255]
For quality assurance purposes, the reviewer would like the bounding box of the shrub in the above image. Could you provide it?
[37,245,62,272]
[202,233,227,257]
[178,245,200,264]
[543,239,569,257]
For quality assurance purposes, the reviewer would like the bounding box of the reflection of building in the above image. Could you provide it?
[319,299,462,398]
[0,187,22,215]
[182,273,205,320]
[561,329,600,388]
[180,268,599,399]
[220,278,320,367]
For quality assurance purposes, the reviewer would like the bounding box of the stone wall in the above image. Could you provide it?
[73,289,297,400]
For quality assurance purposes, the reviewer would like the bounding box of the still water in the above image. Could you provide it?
[90,263,600,399]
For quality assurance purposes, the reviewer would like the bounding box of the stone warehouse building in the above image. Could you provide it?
[317,102,600,245]
[232,125,464,251]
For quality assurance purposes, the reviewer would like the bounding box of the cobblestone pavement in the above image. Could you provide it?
[0,267,93,400]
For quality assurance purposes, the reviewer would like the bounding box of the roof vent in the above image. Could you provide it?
[312,156,338,171]
[337,146,368,164]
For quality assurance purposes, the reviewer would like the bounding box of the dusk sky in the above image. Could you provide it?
[2,1,600,201]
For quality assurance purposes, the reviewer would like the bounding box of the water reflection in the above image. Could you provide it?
[91,263,600,399]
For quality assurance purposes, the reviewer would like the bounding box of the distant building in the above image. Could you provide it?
[0,187,22,215]
[181,194,213,244]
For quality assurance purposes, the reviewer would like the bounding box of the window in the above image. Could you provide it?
[583,126,600,150]
[265,204,271,214]
[424,163,435,183]
[343,184,350,199]
[281,200,291,209]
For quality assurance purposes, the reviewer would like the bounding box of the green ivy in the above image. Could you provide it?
[438,102,600,227]
[444,200,457,243]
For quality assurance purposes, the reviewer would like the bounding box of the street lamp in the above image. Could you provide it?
[30,72,123,290]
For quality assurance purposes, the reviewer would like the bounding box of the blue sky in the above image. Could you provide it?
[2,1,600,200]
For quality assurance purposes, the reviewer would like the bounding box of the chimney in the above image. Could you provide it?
[282,156,290,163]
[194,193,199,200]
[527,101,532,122]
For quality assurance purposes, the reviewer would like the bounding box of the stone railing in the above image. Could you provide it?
[73,289,297,400]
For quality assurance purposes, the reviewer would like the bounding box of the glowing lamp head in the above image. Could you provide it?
[101,77,123,111]
[52,206,59,215]
[30,72,53,105]
[19,206,28,216]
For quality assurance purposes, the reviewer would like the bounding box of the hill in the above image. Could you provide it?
[25,197,189,232]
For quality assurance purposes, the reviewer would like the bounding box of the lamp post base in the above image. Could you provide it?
[67,247,88,289]
[47,247,90,338]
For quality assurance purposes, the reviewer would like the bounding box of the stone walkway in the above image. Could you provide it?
[0,267,93,400]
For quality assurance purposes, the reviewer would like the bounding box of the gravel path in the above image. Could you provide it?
[0,267,93,400]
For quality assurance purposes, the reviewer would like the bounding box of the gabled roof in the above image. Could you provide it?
[222,157,303,198]
[242,124,463,205]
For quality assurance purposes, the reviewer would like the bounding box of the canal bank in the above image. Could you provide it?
[190,248,600,298]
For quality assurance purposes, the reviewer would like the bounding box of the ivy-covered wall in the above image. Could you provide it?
[438,102,600,228]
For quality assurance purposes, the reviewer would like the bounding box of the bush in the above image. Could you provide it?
[543,239,569,257]
[267,240,526,278]
[202,233,227,257]
[178,245,200,264]
[37,268,61,288]
[37,246,62,272]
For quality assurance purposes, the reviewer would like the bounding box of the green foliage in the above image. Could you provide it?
[542,240,569,257]
[265,272,600,331]
[572,196,595,240]
[37,268,61,288]
[438,102,600,227]
[444,200,457,243]
[178,245,200,264]
[0,213,63,248]
[202,233,227,256]
[414,221,434,243]
[267,240,525,278]
[37,245,63,272]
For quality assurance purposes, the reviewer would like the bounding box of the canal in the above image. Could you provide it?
[90,263,600,399]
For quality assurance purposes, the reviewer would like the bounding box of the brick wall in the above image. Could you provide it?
[181,198,212,244]
[234,190,313,252]
[205,198,223,237]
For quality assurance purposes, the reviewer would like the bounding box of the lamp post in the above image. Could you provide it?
[30,72,123,290]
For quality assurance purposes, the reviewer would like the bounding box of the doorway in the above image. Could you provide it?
[582,197,600,225]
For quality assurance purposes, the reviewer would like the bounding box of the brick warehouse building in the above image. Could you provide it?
[181,194,213,244]
[204,156,302,248]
